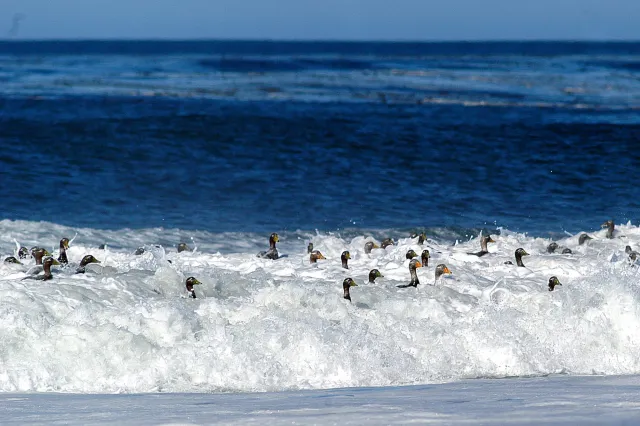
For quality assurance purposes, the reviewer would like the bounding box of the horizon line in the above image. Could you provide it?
[2,37,640,43]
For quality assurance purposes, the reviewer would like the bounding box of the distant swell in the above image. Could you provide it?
[198,57,379,72]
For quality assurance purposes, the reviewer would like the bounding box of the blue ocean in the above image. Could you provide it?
[0,42,640,401]
[1,41,639,237]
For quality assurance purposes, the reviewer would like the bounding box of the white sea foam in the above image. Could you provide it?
[0,219,639,393]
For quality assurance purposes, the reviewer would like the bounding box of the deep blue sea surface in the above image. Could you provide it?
[1,41,639,237]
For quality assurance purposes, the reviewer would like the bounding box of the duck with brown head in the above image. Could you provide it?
[257,233,279,260]
[58,238,70,265]
[435,264,452,283]
[468,235,495,257]
[601,220,615,239]
[397,259,422,288]
[24,257,59,281]
[364,241,379,254]
[309,250,326,264]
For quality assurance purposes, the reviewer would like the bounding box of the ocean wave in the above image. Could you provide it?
[0,219,639,393]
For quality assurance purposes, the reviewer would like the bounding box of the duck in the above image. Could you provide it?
[257,233,279,260]
[548,241,572,254]
[406,249,418,260]
[625,245,639,263]
[505,248,529,267]
[364,241,379,254]
[548,276,562,291]
[57,238,70,265]
[381,238,394,249]
[177,242,191,253]
[601,220,615,239]
[579,233,593,245]
[18,247,29,259]
[23,257,58,281]
[185,277,202,299]
[368,269,383,283]
[134,247,146,255]
[307,242,314,254]
[411,232,427,245]
[397,259,422,288]
[343,278,357,302]
[75,255,101,274]
[4,256,21,264]
[25,248,50,275]
[31,247,50,259]
[435,264,452,283]
[341,251,351,269]
[468,235,495,256]
[309,250,326,264]
[421,249,430,267]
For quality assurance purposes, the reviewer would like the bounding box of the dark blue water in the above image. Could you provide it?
[1,41,639,236]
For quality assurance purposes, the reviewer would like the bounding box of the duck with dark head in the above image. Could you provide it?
[257,233,279,260]
[58,238,70,265]
[343,278,358,302]
[307,242,314,254]
[18,247,29,259]
[185,277,202,298]
[177,242,191,253]
[411,232,426,245]
[381,238,394,249]
[4,256,21,264]
[406,249,418,260]
[75,255,101,274]
[341,251,351,269]
[514,248,529,267]
[579,233,593,245]
[421,249,430,267]
[548,276,562,291]
[368,269,383,283]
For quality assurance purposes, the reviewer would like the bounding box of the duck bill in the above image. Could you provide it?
[488,238,495,243]
[318,254,326,260]
[443,266,452,274]
[373,244,379,249]
[351,282,358,287]
[193,279,202,285]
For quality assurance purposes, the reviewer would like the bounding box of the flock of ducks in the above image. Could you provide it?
[2,219,626,301]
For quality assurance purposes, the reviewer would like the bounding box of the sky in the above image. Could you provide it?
[1,0,639,40]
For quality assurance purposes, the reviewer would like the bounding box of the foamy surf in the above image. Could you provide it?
[0,219,639,393]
